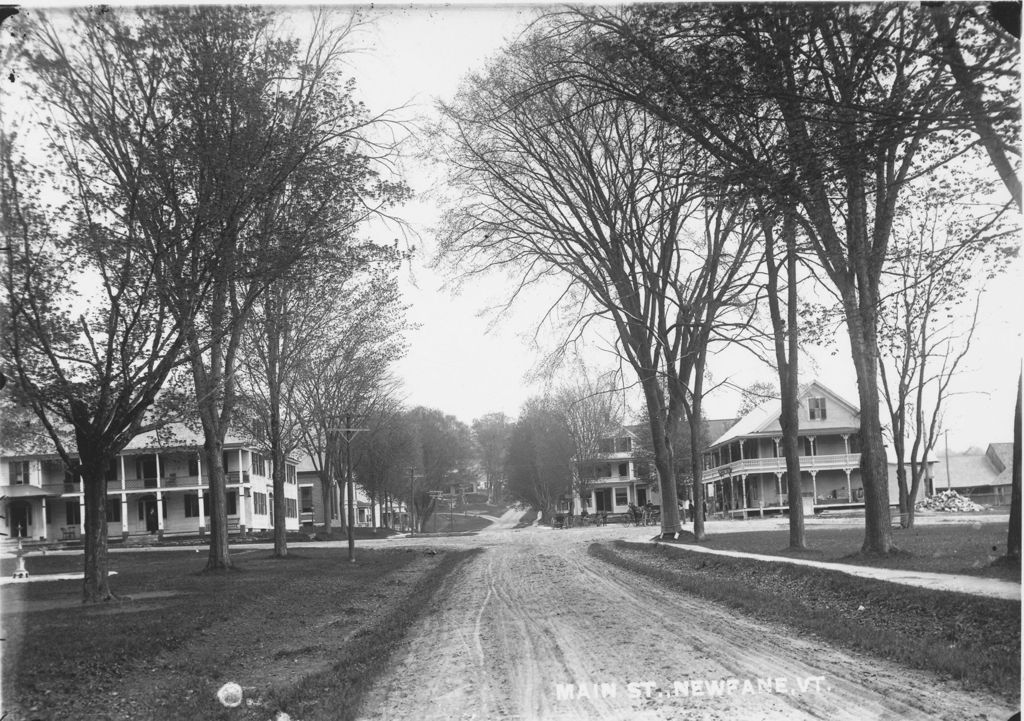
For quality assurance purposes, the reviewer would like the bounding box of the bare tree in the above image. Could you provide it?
[570,3,1017,553]
[554,371,622,518]
[878,185,1013,528]
[435,30,760,539]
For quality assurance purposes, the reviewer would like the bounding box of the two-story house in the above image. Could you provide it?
[701,380,902,517]
[1,424,301,542]
[559,425,662,516]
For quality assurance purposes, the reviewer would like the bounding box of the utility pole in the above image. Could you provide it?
[944,429,951,491]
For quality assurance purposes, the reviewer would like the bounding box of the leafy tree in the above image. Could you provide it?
[404,407,475,532]
[505,398,574,519]
[293,269,408,538]
[23,7,404,570]
[351,392,414,532]
[737,382,780,417]
[472,413,511,505]
[1,131,188,601]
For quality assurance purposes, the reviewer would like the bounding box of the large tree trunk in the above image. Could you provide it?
[766,211,805,549]
[640,375,682,539]
[81,464,113,602]
[204,438,232,570]
[845,297,894,554]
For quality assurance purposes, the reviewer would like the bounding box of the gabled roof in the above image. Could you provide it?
[709,380,860,448]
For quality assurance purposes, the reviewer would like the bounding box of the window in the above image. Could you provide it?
[252,453,266,477]
[184,494,200,518]
[269,493,274,524]
[106,499,122,523]
[66,501,81,526]
[618,462,629,478]
[616,437,632,453]
[9,461,30,485]
[286,498,298,518]
[598,438,615,454]
[636,487,648,506]
[634,461,650,479]
[227,491,237,516]
[615,488,628,506]
[300,486,314,513]
[252,491,267,515]
[849,433,861,454]
[286,464,297,485]
[188,457,200,478]
[808,397,827,420]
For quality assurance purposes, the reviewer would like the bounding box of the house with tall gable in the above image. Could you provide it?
[701,380,903,517]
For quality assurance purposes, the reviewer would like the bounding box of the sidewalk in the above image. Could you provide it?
[653,540,1021,601]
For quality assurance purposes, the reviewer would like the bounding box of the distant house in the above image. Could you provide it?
[930,443,1013,506]
[559,425,659,515]
[701,380,903,517]
[1,425,300,542]
[294,455,405,530]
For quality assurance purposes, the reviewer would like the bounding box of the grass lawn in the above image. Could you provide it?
[591,540,1021,700]
[678,521,1020,579]
[1,546,478,720]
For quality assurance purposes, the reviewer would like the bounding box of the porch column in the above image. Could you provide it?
[739,474,747,518]
[238,449,244,485]
[120,456,128,538]
[155,453,164,535]
[810,471,818,506]
[78,474,85,535]
[40,497,48,540]
[776,473,783,506]
[845,469,852,503]
[197,453,205,533]
[842,434,850,455]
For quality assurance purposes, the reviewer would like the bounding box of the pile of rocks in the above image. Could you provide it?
[915,489,986,512]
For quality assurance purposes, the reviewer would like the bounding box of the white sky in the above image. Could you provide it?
[10,4,1022,452]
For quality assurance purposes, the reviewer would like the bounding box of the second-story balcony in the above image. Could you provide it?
[702,453,861,484]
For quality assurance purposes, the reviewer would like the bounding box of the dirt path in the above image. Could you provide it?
[357,527,1016,721]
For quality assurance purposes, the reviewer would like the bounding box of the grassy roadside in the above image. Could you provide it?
[590,540,1021,700]
[669,522,1019,579]
[1,546,480,720]
[276,548,479,721]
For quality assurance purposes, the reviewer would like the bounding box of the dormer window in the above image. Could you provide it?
[808,397,827,420]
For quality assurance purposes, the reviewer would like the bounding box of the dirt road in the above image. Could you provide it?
[357,525,1016,721]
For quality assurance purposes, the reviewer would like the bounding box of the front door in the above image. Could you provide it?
[594,488,612,513]
[8,501,31,538]
[139,498,159,533]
